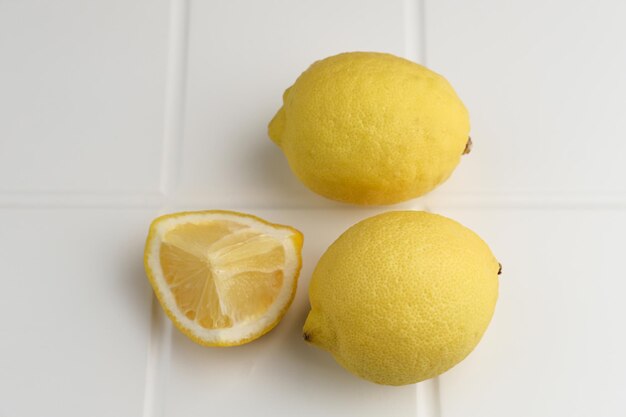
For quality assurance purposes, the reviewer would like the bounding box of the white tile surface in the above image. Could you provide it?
[0,0,169,193]
[0,209,155,416]
[433,209,626,417]
[424,0,626,204]
[1,0,626,416]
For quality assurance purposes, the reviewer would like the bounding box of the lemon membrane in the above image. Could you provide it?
[145,210,303,346]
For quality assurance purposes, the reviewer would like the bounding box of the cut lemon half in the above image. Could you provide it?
[144,210,303,347]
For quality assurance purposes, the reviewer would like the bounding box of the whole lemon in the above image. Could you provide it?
[269,52,471,205]
[303,211,499,385]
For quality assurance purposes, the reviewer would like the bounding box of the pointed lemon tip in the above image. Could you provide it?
[303,309,336,352]
[268,106,286,147]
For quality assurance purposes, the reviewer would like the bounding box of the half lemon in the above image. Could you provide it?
[144,210,303,346]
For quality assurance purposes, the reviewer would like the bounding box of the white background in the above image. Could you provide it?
[1,1,625,416]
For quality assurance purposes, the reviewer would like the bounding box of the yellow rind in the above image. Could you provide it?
[268,52,470,205]
[144,210,304,347]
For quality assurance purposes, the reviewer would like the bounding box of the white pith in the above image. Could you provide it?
[146,212,300,344]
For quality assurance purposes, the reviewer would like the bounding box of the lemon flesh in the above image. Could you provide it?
[303,211,499,385]
[269,52,470,205]
[145,210,303,346]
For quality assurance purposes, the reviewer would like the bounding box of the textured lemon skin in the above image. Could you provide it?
[303,211,499,385]
[269,52,470,205]
[144,210,304,347]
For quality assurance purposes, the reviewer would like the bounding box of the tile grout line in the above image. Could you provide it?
[418,0,428,66]
[403,0,421,64]
[159,0,190,197]
[144,0,190,416]
[4,192,626,209]
[403,0,427,65]
[142,297,173,417]
[0,192,165,209]
[417,379,442,417]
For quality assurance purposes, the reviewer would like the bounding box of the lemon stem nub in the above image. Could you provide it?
[463,137,473,155]
[498,263,502,275]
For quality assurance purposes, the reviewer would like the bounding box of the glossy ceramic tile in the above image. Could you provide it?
[425,0,626,205]
[0,0,169,193]
[0,209,155,416]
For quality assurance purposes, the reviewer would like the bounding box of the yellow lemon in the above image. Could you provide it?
[269,52,471,205]
[144,210,303,346]
[303,211,499,385]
